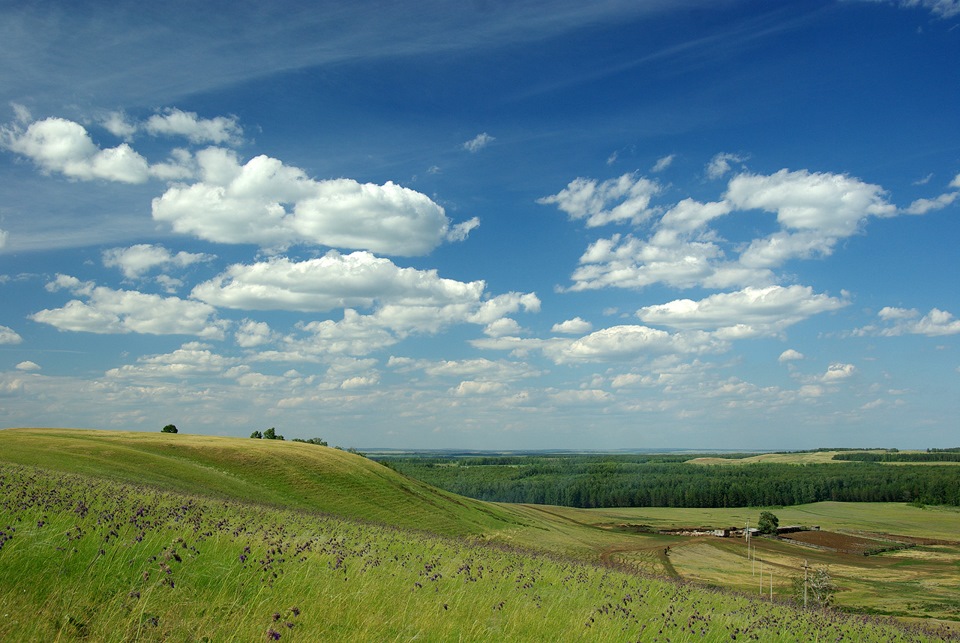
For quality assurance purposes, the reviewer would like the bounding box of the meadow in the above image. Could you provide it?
[1,428,958,641]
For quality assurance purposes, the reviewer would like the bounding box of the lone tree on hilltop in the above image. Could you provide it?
[161,424,178,434]
[758,511,779,534]
[250,430,263,439]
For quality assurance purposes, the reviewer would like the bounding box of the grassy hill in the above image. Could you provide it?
[1,428,957,639]
[0,428,521,537]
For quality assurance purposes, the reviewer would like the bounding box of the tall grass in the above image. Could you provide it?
[1,464,953,642]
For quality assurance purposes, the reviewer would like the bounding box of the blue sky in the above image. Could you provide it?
[1,0,958,449]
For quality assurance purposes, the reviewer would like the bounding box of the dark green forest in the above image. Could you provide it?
[375,455,960,508]
[833,451,960,463]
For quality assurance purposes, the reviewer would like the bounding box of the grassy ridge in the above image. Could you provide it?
[0,428,522,537]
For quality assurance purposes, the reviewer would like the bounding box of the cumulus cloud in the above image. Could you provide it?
[729,169,896,266]
[551,317,593,334]
[821,362,856,382]
[0,325,23,344]
[152,148,463,255]
[1,112,196,183]
[102,244,214,279]
[144,108,243,145]
[463,132,495,152]
[235,319,277,348]
[31,276,226,338]
[1,116,151,183]
[15,361,41,371]
[452,380,508,396]
[214,257,540,359]
[859,306,960,336]
[778,349,805,363]
[106,342,238,379]
[543,325,725,364]
[636,285,848,336]
[192,251,486,312]
[537,173,662,227]
[550,167,901,293]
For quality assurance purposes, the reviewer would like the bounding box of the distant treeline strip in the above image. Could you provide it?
[833,451,960,463]
[377,457,960,508]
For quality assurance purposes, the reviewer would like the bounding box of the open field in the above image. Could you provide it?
[1,428,959,638]
[688,451,960,466]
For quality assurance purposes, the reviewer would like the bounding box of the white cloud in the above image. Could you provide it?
[821,362,856,382]
[0,325,23,345]
[636,286,848,335]
[778,349,805,363]
[102,244,214,279]
[463,132,495,152]
[1,114,195,183]
[705,152,747,179]
[863,307,960,336]
[192,251,486,313]
[543,325,725,364]
[152,148,461,255]
[15,361,41,371]
[484,318,522,337]
[144,108,243,145]
[100,111,137,140]
[728,169,896,267]
[31,276,226,338]
[235,319,277,348]
[651,154,676,173]
[106,342,238,379]
[905,191,958,215]
[1,116,150,183]
[551,317,593,334]
[558,167,901,293]
[389,357,540,382]
[452,380,507,396]
[0,228,7,249]
[537,173,662,227]
[446,216,481,242]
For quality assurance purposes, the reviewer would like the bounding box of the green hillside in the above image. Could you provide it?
[0,428,521,537]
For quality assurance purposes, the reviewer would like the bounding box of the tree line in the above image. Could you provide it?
[376,456,960,508]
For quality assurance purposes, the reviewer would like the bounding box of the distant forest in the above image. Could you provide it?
[376,455,960,508]
[833,451,960,463]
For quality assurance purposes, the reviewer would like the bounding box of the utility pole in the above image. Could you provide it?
[803,559,809,609]
[759,557,763,595]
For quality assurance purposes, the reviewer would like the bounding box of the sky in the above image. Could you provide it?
[0,0,958,450]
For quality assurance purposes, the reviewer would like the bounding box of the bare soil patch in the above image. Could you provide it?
[781,530,910,555]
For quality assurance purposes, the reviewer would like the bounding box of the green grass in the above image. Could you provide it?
[2,428,959,639]
[0,428,522,537]
[1,463,948,642]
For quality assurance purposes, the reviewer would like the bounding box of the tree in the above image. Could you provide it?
[263,427,284,441]
[161,424,178,433]
[758,511,779,534]
[292,437,328,446]
[250,430,263,439]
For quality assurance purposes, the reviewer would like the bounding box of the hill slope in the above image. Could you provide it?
[0,428,522,536]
